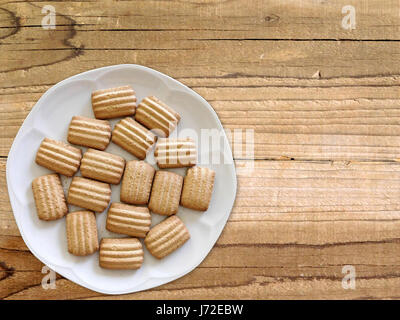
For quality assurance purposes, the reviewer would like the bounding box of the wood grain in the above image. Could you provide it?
[1,0,400,299]
[2,84,400,160]
[2,158,400,299]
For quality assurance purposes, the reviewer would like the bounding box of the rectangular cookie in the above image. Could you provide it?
[144,216,190,259]
[155,138,196,168]
[35,138,82,177]
[135,96,180,137]
[120,160,155,205]
[180,166,215,211]
[91,85,136,119]
[99,238,144,270]
[66,211,99,256]
[148,171,183,216]
[32,173,68,221]
[67,176,111,212]
[112,117,157,160]
[106,203,151,238]
[67,115,111,151]
[80,149,125,185]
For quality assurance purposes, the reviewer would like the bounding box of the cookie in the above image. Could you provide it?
[148,171,183,216]
[120,160,155,205]
[35,138,82,177]
[32,173,68,221]
[99,238,144,270]
[80,149,125,185]
[135,96,181,137]
[67,177,111,212]
[66,211,99,256]
[144,216,190,259]
[91,85,136,119]
[180,167,215,211]
[106,203,151,238]
[111,117,157,160]
[67,116,111,151]
[154,138,196,168]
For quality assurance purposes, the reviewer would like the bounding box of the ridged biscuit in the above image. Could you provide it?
[66,211,99,256]
[144,216,190,259]
[148,171,183,216]
[92,85,136,119]
[106,203,151,238]
[135,96,181,137]
[120,160,155,205]
[80,149,125,185]
[67,177,111,212]
[32,174,68,221]
[112,117,157,160]
[99,238,144,270]
[155,138,196,168]
[35,138,82,177]
[67,116,111,150]
[181,167,215,211]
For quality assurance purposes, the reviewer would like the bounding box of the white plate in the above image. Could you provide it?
[6,64,237,295]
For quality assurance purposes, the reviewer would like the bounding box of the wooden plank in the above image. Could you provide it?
[3,243,400,299]
[2,84,400,160]
[3,158,400,237]
[3,158,400,298]
[1,1,400,84]
[1,39,400,85]
[1,0,400,41]
[3,159,400,239]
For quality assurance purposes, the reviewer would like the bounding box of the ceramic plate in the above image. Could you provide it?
[6,64,237,295]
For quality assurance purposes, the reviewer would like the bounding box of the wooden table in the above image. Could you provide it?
[1,0,400,300]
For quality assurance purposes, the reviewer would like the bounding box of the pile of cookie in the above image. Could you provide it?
[32,85,215,270]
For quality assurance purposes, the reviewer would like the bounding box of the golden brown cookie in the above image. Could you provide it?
[148,171,183,216]
[111,117,157,160]
[106,203,151,238]
[67,116,111,151]
[35,138,82,177]
[120,160,155,205]
[32,174,68,221]
[66,211,99,256]
[154,138,196,168]
[67,177,111,212]
[144,216,190,259]
[80,149,125,185]
[91,85,136,119]
[99,238,144,270]
[135,96,181,137]
[180,167,215,211]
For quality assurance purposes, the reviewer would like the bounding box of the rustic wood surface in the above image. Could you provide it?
[1,0,400,299]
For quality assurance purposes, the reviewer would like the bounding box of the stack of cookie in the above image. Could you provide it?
[32,85,216,270]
